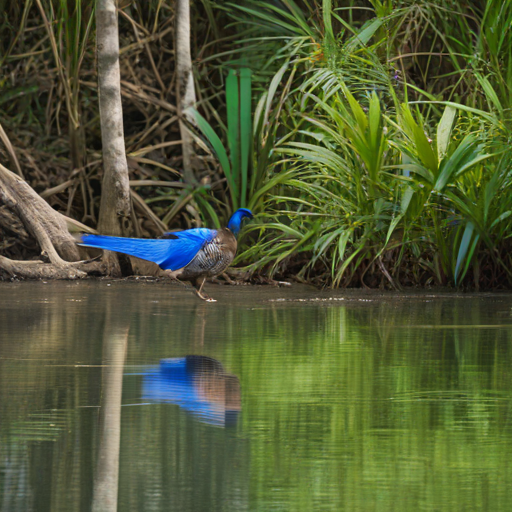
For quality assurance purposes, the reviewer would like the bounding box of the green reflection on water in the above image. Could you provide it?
[1,282,512,511]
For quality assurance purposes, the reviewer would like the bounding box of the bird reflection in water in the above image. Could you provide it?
[142,356,241,427]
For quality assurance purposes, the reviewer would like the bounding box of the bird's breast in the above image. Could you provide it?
[183,230,237,278]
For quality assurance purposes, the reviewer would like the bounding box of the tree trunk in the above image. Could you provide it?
[96,0,132,274]
[176,0,197,184]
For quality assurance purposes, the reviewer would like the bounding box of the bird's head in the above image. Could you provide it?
[227,208,253,237]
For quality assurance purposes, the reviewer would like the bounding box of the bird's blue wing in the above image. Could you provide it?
[80,228,216,271]
[159,228,216,270]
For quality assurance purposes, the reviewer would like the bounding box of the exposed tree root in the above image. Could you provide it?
[0,256,106,280]
[0,163,108,280]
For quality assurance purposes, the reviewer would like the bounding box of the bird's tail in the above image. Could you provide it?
[78,234,204,271]
[79,234,172,267]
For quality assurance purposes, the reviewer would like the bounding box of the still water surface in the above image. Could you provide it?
[1,281,512,511]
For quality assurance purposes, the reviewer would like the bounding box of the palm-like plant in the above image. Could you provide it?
[222,0,512,288]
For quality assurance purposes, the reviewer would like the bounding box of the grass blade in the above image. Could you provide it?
[436,105,457,161]
[454,221,474,285]
[239,68,252,208]
[226,69,241,209]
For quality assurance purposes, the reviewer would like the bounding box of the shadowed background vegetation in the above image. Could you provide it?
[1,0,512,289]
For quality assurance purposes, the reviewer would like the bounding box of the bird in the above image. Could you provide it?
[141,355,241,427]
[79,208,253,302]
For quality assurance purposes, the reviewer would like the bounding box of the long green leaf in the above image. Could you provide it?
[475,72,503,114]
[346,18,384,51]
[239,68,252,207]
[436,105,457,161]
[454,222,474,285]
[226,69,241,209]
[323,0,335,43]
[264,62,289,129]
[400,104,438,173]
[410,101,498,125]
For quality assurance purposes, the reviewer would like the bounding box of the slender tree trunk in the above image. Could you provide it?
[96,0,132,274]
[176,0,197,184]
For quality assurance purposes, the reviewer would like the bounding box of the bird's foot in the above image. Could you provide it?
[195,290,217,302]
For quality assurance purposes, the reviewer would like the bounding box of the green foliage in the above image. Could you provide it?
[3,0,512,288]
[223,0,512,289]
[188,64,288,217]
[226,68,251,208]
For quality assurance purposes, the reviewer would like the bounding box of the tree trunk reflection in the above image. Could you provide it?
[91,306,129,512]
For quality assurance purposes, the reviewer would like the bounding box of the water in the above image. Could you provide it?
[1,281,512,511]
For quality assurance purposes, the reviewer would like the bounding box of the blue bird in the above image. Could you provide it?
[141,356,241,427]
[79,208,253,301]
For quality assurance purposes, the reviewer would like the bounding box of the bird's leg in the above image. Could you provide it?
[164,271,216,302]
[165,271,188,287]
[164,271,198,295]
[193,277,217,303]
